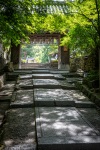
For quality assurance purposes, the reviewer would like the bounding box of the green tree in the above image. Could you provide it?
[60,0,100,84]
[62,0,100,50]
[0,0,35,45]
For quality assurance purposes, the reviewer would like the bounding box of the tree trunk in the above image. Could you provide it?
[10,42,20,69]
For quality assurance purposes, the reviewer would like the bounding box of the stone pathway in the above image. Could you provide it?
[0,69,100,150]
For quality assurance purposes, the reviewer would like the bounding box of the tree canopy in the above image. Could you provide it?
[60,0,100,56]
[0,0,100,55]
[0,0,35,45]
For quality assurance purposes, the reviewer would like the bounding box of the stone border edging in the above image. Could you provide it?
[75,82,100,107]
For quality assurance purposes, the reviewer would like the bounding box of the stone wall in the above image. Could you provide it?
[70,55,95,72]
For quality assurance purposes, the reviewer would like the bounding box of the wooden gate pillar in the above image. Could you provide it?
[58,45,70,70]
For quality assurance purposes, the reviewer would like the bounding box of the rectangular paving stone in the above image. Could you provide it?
[58,80,77,90]
[19,74,33,80]
[66,77,83,83]
[32,74,54,79]
[53,74,66,80]
[18,79,33,89]
[14,70,33,74]
[11,90,34,108]
[32,70,50,74]
[0,90,13,96]
[4,144,36,150]
[75,101,95,108]
[50,70,69,74]
[1,81,15,91]
[0,87,13,102]
[34,89,93,107]
[36,107,100,150]
[38,136,100,150]
[34,97,55,107]
[33,79,61,88]
[34,89,75,107]
[2,108,36,149]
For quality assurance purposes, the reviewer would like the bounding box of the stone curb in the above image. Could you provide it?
[75,82,100,107]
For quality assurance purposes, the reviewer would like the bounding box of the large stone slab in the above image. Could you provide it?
[65,90,94,108]
[32,74,54,79]
[50,70,69,75]
[0,81,15,91]
[33,79,61,89]
[0,90,13,96]
[34,89,75,107]
[19,74,33,80]
[17,79,33,89]
[36,107,100,150]
[11,90,34,108]
[38,136,100,150]
[0,81,15,96]
[2,108,36,150]
[34,89,93,107]
[53,74,66,80]
[0,86,13,102]
[14,70,33,74]
[58,80,77,90]
[66,77,83,83]
[32,70,50,74]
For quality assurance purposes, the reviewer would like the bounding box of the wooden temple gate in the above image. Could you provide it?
[11,33,70,70]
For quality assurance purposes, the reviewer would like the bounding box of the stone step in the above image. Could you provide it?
[19,74,33,80]
[50,70,69,75]
[75,101,95,108]
[0,102,10,127]
[0,82,15,102]
[10,90,34,108]
[32,70,50,74]
[33,79,61,89]
[34,89,94,108]
[38,136,100,150]
[14,70,33,74]
[35,107,100,150]
[1,108,36,150]
[66,77,83,83]
[34,89,75,107]
[32,74,54,79]
[1,81,16,91]
[58,80,77,90]
[53,74,66,80]
[17,79,33,89]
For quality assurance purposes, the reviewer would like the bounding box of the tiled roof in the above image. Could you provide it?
[33,0,68,14]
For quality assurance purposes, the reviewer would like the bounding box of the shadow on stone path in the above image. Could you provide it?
[0,69,100,150]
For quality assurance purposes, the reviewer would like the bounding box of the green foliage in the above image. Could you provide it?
[0,0,35,45]
[21,43,58,63]
[61,0,100,56]
[83,70,99,88]
[0,0,100,59]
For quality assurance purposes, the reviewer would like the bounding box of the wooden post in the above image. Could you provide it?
[58,45,70,70]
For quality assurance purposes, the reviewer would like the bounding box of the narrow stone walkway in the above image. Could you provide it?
[0,69,100,150]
